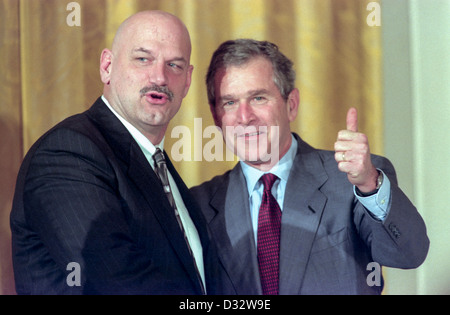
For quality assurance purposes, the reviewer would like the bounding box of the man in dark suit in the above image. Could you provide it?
[10,10,213,295]
[190,39,429,295]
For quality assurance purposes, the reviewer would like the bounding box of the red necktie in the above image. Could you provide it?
[257,173,282,295]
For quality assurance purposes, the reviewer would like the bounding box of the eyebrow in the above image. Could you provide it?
[132,47,188,64]
[247,89,270,97]
[132,47,153,55]
[219,89,270,101]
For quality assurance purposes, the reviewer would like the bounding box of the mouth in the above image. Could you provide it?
[237,129,266,141]
[140,85,174,105]
[145,92,169,105]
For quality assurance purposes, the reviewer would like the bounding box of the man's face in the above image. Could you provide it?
[211,56,299,169]
[101,13,193,142]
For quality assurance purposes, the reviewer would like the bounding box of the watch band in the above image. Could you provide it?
[356,170,383,197]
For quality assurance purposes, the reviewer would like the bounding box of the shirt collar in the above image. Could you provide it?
[240,134,298,194]
[101,95,164,159]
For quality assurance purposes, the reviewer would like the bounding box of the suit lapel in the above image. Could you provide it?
[87,98,204,293]
[127,146,204,292]
[279,135,328,294]
[127,144,196,260]
[209,165,262,295]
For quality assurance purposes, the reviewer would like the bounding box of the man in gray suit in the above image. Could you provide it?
[190,39,429,295]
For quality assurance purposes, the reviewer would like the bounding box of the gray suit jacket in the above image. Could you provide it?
[191,134,429,295]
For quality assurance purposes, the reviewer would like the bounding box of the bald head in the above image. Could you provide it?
[111,10,192,58]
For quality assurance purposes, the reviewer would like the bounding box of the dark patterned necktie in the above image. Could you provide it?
[257,173,282,295]
[152,148,205,294]
[153,149,179,224]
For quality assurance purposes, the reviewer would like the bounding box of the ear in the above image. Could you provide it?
[287,88,300,122]
[100,49,113,85]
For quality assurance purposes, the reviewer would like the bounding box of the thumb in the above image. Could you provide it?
[346,107,358,132]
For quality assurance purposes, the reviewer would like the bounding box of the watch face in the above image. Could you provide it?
[376,172,383,189]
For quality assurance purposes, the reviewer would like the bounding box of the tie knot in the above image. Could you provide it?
[153,148,165,165]
[261,173,278,192]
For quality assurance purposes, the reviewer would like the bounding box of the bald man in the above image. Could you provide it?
[11,11,215,295]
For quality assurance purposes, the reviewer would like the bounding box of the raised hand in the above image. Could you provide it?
[334,108,379,193]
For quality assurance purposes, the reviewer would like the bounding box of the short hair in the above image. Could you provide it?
[206,39,296,106]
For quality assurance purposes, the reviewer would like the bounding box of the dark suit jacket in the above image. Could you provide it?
[10,97,214,295]
[190,134,429,295]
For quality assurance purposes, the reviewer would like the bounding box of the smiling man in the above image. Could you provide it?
[211,53,297,170]
[191,39,429,295]
[10,10,213,295]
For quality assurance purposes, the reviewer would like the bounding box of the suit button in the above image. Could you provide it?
[389,223,401,239]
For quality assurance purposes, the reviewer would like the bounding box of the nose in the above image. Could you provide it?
[148,61,168,86]
[236,101,256,125]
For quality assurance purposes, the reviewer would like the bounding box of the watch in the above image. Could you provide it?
[376,170,384,190]
[356,170,383,197]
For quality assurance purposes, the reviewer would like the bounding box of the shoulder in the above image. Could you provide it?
[24,98,121,162]
[190,170,232,201]
[19,103,120,185]
[189,169,236,221]
[25,112,103,160]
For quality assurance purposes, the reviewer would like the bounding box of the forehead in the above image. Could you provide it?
[215,57,277,95]
[116,15,191,58]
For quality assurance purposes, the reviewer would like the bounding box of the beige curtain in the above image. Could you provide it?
[0,0,382,294]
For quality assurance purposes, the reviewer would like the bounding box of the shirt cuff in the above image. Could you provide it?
[353,169,391,221]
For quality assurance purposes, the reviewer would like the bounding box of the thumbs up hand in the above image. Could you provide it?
[334,108,379,193]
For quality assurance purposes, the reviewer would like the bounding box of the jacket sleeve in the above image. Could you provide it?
[354,155,430,269]
[20,128,152,294]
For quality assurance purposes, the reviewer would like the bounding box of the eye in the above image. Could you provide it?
[223,101,235,107]
[168,62,183,70]
[137,57,149,63]
[252,96,267,104]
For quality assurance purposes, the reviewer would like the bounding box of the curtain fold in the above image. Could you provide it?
[0,0,21,295]
[0,0,382,294]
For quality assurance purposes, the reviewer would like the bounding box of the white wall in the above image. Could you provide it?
[382,0,450,295]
